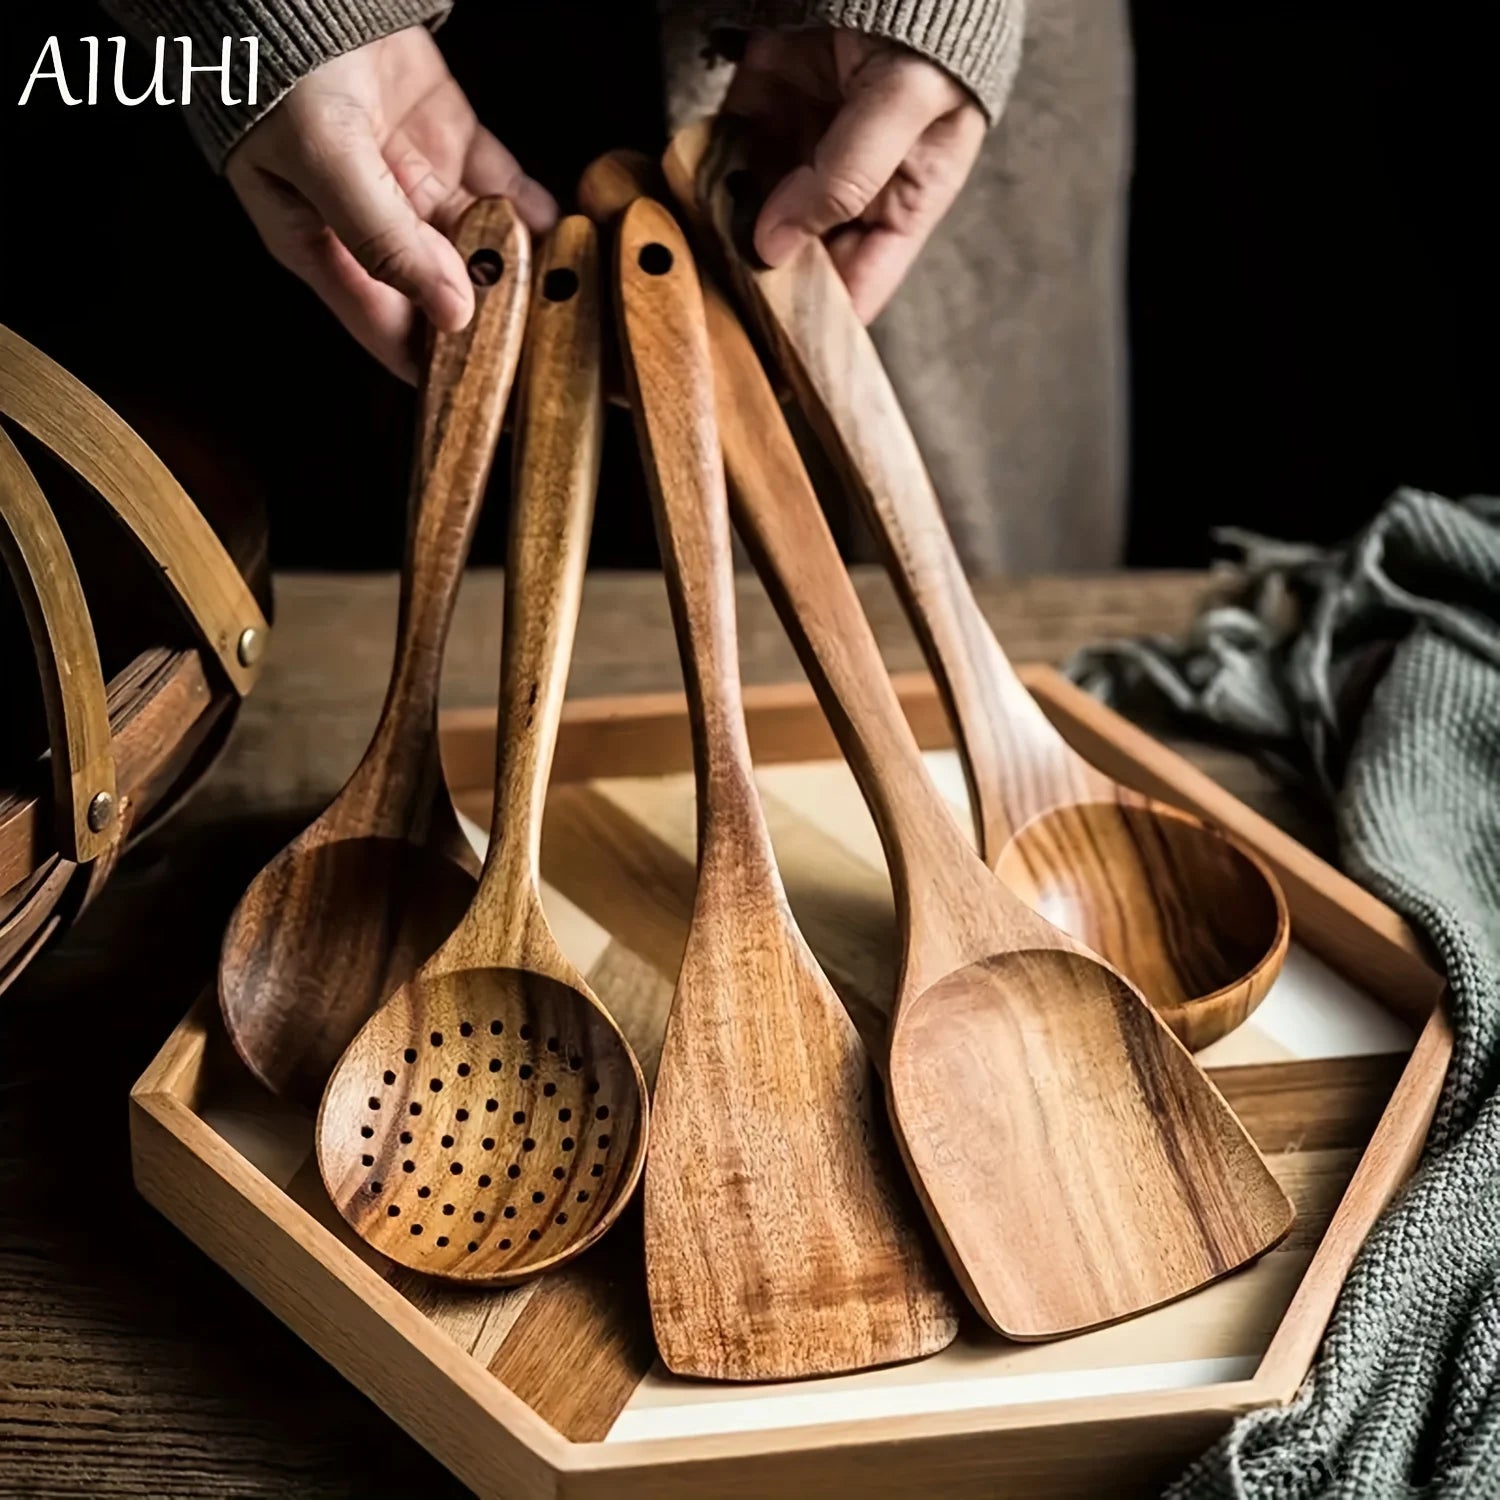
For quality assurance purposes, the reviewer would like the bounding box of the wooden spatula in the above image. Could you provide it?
[693,241,1295,1340]
[615,198,959,1379]
[664,119,1290,1053]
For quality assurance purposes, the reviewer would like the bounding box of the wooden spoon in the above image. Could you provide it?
[664,121,1290,1052]
[695,239,1295,1340]
[317,217,648,1284]
[219,199,529,1108]
[615,198,959,1379]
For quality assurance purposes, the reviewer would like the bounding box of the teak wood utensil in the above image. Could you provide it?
[219,199,530,1109]
[688,242,1294,1339]
[664,121,1290,1052]
[615,198,959,1378]
[317,217,648,1284]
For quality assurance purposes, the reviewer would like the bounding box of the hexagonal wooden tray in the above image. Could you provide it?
[130,669,1451,1499]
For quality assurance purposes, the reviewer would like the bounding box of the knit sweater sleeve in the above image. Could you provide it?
[690,0,1025,123]
[98,0,454,170]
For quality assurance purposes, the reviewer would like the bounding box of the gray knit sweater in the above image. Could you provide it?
[100,0,1022,169]
[1072,492,1500,1496]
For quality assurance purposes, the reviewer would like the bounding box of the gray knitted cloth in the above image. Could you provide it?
[1070,489,1500,1497]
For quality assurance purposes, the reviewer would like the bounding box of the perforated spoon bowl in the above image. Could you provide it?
[317,218,647,1282]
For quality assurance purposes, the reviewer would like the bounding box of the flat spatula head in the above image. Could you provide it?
[889,946,1295,1340]
[644,911,960,1380]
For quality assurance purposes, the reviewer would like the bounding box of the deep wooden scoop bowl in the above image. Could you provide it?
[664,119,1290,1051]
[224,837,479,1104]
[993,799,1288,1050]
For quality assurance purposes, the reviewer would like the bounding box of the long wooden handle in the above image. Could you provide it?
[368,199,530,786]
[664,120,1088,859]
[705,293,978,895]
[577,151,968,889]
[470,217,604,931]
[615,200,775,879]
[0,427,116,862]
[0,324,268,697]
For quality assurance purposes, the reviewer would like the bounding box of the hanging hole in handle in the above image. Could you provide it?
[638,243,673,277]
[469,249,505,286]
[542,268,580,302]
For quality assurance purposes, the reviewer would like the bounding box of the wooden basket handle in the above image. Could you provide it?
[0,426,117,862]
[0,324,269,696]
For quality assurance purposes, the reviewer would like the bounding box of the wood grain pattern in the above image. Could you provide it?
[439,661,1438,1033]
[616,199,959,1380]
[694,267,1294,1339]
[486,1205,656,1441]
[117,651,1447,1500]
[0,425,115,862]
[317,217,649,1288]
[663,120,1289,1053]
[217,200,530,1109]
[1023,673,1447,1030]
[6,566,1429,1500]
[0,323,267,697]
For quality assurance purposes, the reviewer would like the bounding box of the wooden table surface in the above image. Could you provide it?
[0,569,1330,1498]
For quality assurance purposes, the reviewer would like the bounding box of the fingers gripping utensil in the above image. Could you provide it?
[665,122,1290,1052]
[219,200,530,1108]
[697,259,1294,1339]
[615,199,959,1379]
[318,218,648,1284]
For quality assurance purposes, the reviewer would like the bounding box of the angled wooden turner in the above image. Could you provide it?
[690,232,1294,1340]
[220,199,529,1108]
[664,121,1290,1052]
[615,198,959,1378]
[318,217,648,1284]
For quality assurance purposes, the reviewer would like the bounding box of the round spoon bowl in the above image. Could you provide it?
[221,836,477,1107]
[889,946,1294,1339]
[317,966,647,1283]
[992,802,1289,1050]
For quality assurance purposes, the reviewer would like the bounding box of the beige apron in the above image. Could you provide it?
[661,0,1132,574]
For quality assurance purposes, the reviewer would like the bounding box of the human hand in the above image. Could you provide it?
[725,28,985,323]
[226,26,557,381]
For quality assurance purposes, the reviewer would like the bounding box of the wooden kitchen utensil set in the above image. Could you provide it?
[218,123,1294,1382]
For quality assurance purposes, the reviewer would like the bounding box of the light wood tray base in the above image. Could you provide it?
[131,670,1451,1499]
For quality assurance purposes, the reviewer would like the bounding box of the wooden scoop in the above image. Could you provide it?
[218,200,529,1109]
[665,121,1289,1052]
[317,217,647,1284]
[615,199,959,1379]
[695,241,1294,1340]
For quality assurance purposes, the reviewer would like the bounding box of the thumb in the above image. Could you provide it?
[754,61,955,266]
[290,119,475,333]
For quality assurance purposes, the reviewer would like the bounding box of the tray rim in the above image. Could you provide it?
[130,667,1453,1497]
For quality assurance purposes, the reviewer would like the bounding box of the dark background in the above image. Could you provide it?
[1,0,1496,572]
